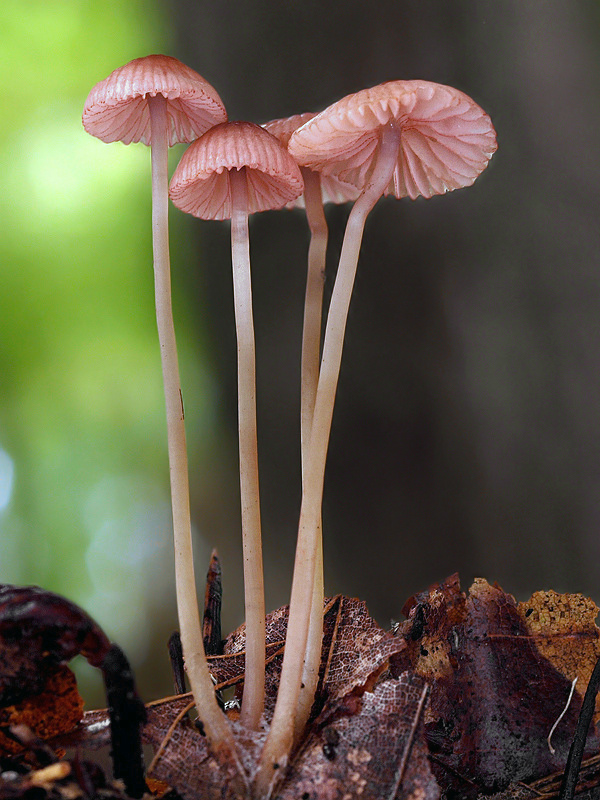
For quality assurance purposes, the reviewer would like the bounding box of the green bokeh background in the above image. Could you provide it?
[0,1,217,705]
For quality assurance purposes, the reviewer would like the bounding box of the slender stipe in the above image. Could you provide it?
[149,95,239,758]
[295,168,327,741]
[230,167,266,731]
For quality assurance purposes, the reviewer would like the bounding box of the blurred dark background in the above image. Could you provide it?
[173,1,600,611]
[2,0,600,706]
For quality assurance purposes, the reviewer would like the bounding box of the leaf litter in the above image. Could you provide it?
[2,576,600,799]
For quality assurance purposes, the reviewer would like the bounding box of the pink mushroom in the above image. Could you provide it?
[255,79,497,795]
[82,56,237,756]
[169,120,303,731]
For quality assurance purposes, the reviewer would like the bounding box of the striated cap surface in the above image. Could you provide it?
[82,54,227,146]
[263,112,316,150]
[264,113,360,206]
[169,121,304,220]
[288,80,497,200]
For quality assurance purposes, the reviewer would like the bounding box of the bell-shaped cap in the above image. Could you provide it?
[82,54,227,146]
[169,121,304,220]
[288,80,497,200]
[264,113,359,206]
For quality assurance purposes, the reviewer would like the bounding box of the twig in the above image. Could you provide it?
[548,678,578,754]
[101,644,148,799]
[559,655,600,800]
[203,549,223,656]
[168,631,186,695]
[147,700,196,778]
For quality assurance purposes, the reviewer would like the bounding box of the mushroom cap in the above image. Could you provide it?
[263,112,316,150]
[169,121,304,220]
[263,113,360,206]
[82,54,227,146]
[288,80,497,200]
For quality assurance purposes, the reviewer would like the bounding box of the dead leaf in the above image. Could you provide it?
[143,696,256,799]
[15,576,600,800]
[214,596,407,723]
[393,575,600,793]
[519,590,600,721]
[0,745,133,800]
[317,595,407,707]
[0,586,147,798]
[145,597,414,799]
[0,584,111,706]
[0,667,83,755]
[277,672,438,800]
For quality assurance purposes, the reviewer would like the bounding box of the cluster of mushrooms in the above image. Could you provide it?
[82,54,497,796]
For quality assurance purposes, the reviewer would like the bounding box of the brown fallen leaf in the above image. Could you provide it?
[0,585,109,757]
[519,590,600,722]
[0,667,83,755]
[0,585,147,798]
[0,584,111,706]
[317,595,409,707]
[12,574,600,800]
[393,575,600,794]
[143,700,262,800]
[0,735,135,800]
[210,596,407,722]
[276,672,438,800]
[144,596,414,799]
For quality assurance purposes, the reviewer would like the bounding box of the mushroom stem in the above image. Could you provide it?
[255,123,401,797]
[229,166,266,731]
[300,169,327,472]
[148,94,236,754]
[295,168,326,741]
